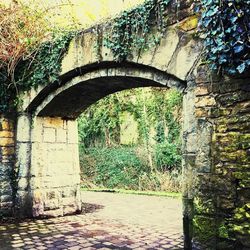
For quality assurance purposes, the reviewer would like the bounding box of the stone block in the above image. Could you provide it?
[0,194,12,203]
[216,91,249,107]
[61,36,79,75]
[185,132,197,154]
[0,131,14,138]
[67,120,78,144]
[43,127,56,143]
[195,86,209,96]
[42,208,63,217]
[178,15,198,31]
[195,96,216,107]
[194,64,221,84]
[151,28,180,71]
[16,143,30,177]
[183,88,196,134]
[0,146,15,156]
[56,128,67,143]
[42,117,64,129]
[0,201,13,209]
[63,204,80,215]
[18,178,29,191]
[16,115,31,142]
[168,38,202,80]
[44,198,59,210]
[0,118,14,131]
[0,137,14,146]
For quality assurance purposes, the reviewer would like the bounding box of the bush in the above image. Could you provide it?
[80,145,182,192]
[154,141,181,172]
[80,146,149,190]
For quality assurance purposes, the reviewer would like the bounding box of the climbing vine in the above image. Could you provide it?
[104,0,171,61]
[0,32,75,112]
[1,0,250,113]
[196,0,250,74]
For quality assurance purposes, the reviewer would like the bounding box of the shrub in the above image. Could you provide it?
[80,146,149,189]
[154,141,181,172]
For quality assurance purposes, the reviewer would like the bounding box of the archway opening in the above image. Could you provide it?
[78,86,184,248]
[78,87,183,194]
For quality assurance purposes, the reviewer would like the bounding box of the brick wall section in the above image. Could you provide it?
[0,116,15,216]
[193,66,250,249]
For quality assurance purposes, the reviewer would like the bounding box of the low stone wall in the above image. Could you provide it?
[0,115,15,216]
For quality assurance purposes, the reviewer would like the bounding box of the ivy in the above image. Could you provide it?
[104,0,171,61]
[196,0,250,74]
[1,0,249,114]
[0,32,75,112]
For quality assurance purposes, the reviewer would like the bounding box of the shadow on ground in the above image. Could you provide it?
[0,192,184,249]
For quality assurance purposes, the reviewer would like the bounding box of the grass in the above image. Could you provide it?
[81,187,182,198]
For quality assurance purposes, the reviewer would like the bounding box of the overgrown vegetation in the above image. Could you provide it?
[0,2,75,112]
[196,0,250,74]
[78,88,183,192]
[0,0,249,112]
[104,0,171,61]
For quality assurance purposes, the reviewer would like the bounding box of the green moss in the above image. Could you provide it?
[233,203,250,237]
[219,223,230,239]
[194,197,215,215]
[193,215,217,243]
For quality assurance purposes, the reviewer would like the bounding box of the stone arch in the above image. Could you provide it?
[15,60,196,214]
[13,26,201,249]
[30,65,186,118]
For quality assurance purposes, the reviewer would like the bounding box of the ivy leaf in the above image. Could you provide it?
[237,63,246,73]
[234,45,244,53]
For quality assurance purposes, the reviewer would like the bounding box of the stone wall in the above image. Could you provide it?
[0,115,15,216]
[192,66,250,249]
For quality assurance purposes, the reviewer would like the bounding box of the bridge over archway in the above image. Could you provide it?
[0,1,249,249]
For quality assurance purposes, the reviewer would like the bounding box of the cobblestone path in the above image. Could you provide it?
[0,192,183,249]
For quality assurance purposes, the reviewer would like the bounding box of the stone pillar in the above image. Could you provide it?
[182,81,198,249]
[29,117,81,217]
[15,113,33,217]
[0,115,15,216]
[192,66,250,249]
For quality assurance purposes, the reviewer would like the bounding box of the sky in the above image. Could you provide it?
[2,0,145,28]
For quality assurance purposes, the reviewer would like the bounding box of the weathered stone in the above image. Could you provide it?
[178,15,198,31]
[16,115,31,142]
[216,91,250,107]
[195,85,210,96]
[0,137,14,146]
[195,64,221,84]
[195,96,216,107]
[43,127,56,143]
[151,28,180,71]
[168,38,202,80]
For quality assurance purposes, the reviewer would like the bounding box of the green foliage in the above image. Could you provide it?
[80,146,182,192]
[0,32,75,112]
[104,0,171,61]
[16,33,75,90]
[79,88,183,191]
[78,94,122,148]
[196,0,250,74]
[155,141,181,172]
[81,147,148,189]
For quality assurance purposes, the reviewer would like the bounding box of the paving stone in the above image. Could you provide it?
[0,192,184,249]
